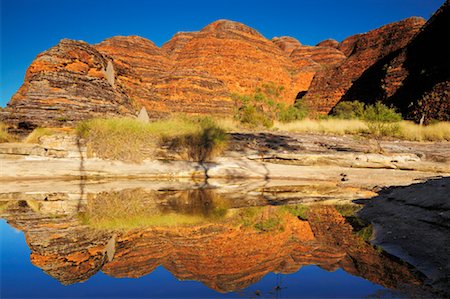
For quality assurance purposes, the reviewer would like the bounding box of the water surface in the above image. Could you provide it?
[0,180,424,298]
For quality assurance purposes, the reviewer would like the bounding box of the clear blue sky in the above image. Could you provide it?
[0,0,445,107]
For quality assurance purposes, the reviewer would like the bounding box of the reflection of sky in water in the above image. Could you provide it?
[1,219,386,298]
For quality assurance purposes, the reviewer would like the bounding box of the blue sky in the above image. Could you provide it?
[0,0,445,107]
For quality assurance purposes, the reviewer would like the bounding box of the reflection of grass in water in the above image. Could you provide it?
[281,204,309,220]
[79,212,207,230]
[334,204,361,217]
[254,217,283,232]
[357,225,374,242]
[80,188,229,230]
[333,204,374,244]
[232,206,287,232]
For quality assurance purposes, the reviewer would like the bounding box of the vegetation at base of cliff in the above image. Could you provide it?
[0,123,15,143]
[24,128,62,143]
[330,101,402,136]
[233,83,308,128]
[76,116,228,162]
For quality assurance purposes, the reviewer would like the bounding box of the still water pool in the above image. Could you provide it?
[0,182,422,298]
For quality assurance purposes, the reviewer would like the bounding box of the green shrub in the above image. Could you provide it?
[233,83,308,127]
[331,101,365,119]
[363,102,402,123]
[278,102,309,123]
[363,102,402,136]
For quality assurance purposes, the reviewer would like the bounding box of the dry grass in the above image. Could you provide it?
[24,128,65,143]
[0,123,15,143]
[399,121,450,141]
[76,116,228,162]
[274,119,368,135]
[273,119,450,141]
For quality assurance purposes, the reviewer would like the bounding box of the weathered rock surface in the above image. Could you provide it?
[316,39,339,49]
[358,177,450,296]
[1,132,449,185]
[1,39,134,131]
[170,20,298,104]
[271,36,302,56]
[272,36,346,93]
[303,17,426,113]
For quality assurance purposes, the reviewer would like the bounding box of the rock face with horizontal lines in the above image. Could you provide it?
[1,39,135,130]
[1,1,449,130]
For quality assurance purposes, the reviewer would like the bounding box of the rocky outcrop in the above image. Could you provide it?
[303,17,426,113]
[333,1,450,123]
[386,0,450,122]
[161,32,198,58]
[316,39,339,49]
[170,20,298,104]
[272,36,302,55]
[1,39,134,130]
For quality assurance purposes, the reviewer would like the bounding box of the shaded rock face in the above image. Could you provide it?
[303,17,426,114]
[334,1,450,123]
[1,39,134,130]
[0,190,422,293]
[387,0,450,121]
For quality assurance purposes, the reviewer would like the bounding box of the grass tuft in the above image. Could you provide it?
[25,128,62,144]
[0,123,15,143]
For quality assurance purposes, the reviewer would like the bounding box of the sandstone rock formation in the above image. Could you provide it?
[303,17,426,113]
[169,20,298,104]
[316,39,339,49]
[332,0,450,124]
[1,39,135,130]
[272,36,346,94]
[2,3,448,129]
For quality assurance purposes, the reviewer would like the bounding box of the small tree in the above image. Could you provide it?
[363,102,402,137]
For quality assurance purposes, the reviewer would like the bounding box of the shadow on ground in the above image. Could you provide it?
[356,176,450,297]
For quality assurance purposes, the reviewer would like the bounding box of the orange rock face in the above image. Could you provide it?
[316,39,339,49]
[2,9,448,128]
[1,39,134,129]
[170,20,298,104]
[272,36,346,93]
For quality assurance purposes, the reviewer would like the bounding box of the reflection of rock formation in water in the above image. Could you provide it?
[0,188,421,292]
